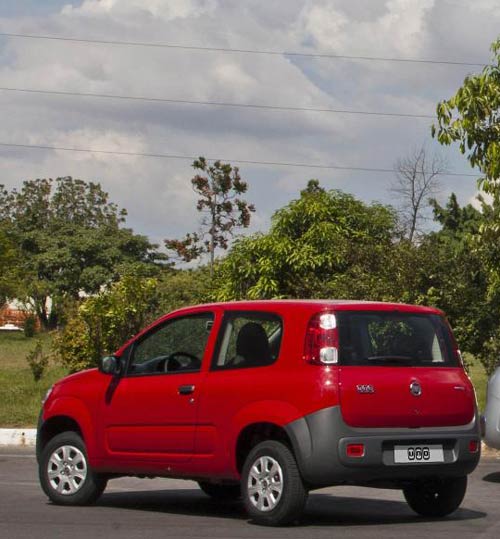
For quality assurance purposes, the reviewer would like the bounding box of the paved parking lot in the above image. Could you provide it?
[1,447,499,539]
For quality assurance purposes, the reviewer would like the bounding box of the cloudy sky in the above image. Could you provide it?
[0,0,499,248]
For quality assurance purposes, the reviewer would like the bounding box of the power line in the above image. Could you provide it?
[0,86,436,120]
[0,141,478,177]
[0,32,486,68]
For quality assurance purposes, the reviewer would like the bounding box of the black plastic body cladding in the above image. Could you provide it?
[285,406,481,488]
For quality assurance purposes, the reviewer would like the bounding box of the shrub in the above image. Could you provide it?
[52,318,93,373]
[26,340,49,382]
[479,329,500,376]
[54,275,158,372]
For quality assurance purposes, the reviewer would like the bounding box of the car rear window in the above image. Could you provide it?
[337,311,458,367]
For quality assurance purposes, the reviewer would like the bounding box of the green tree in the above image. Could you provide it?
[0,177,163,329]
[0,225,18,306]
[420,195,488,353]
[433,38,500,195]
[155,267,213,315]
[165,157,255,276]
[54,274,158,371]
[212,182,398,301]
[432,36,500,371]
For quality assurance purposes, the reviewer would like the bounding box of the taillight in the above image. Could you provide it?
[304,312,339,365]
[346,443,365,458]
[469,439,479,453]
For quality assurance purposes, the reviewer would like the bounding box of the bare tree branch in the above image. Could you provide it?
[391,146,447,242]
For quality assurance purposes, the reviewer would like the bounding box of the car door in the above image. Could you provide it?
[194,310,284,475]
[99,310,215,472]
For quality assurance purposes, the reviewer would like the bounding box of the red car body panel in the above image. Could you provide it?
[338,367,475,428]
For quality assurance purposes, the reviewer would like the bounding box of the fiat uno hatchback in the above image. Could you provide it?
[37,300,480,526]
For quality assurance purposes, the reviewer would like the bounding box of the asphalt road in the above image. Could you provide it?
[1,447,499,539]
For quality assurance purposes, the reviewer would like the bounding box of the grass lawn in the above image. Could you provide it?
[0,332,68,427]
[467,354,488,413]
[0,331,53,368]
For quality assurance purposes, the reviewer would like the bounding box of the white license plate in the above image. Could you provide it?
[394,444,444,464]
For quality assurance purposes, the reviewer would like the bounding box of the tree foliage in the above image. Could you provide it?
[54,274,158,372]
[433,38,500,193]
[0,177,163,329]
[432,36,500,372]
[421,196,486,347]
[0,225,18,306]
[165,157,255,275]
[212,183,399,300]
[155,267,213,314]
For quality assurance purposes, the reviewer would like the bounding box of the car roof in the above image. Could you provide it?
[169,299,444,316]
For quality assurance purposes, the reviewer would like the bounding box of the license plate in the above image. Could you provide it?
[394,444,444,464]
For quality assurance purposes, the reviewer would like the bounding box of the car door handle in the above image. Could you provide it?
[178,384,195,395]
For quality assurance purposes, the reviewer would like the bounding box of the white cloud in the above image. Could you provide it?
[297,0,435,57]
[61,0,217,22]
[0,0,497,244]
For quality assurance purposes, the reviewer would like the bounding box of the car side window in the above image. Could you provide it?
[128,312,214,376]
[213,312,282,369]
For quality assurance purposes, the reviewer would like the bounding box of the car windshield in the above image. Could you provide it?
[337,311,458,367]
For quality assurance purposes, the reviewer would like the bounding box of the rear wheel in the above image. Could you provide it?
[39,431,107,505]
[241,440,307,526]
[403,476,467,517]
[198,481,241,500]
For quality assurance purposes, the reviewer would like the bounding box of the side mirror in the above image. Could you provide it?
[99,355,121,376]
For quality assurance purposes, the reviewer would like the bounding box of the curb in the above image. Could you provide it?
[0,428,37,446]
[1,429,500,458]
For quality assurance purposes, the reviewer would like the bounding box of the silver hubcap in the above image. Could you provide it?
[47,445,87,495]
[247,455,283,512]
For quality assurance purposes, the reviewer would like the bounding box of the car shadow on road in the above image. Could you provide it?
[482,471,500,483]
[301,493,485,527]
[97,488,247,520]
[95,489,486,527]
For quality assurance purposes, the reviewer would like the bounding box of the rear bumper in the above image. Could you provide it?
[285,405,481,489]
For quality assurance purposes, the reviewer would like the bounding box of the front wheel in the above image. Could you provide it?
[241,440,308,526]
[39,431,107,505]
[403,476,467,517]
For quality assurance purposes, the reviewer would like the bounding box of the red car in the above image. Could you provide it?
[37,300,480,526]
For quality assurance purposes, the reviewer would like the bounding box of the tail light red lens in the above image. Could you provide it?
[346,443,365,458]
[304,312,339,365]
[469,439,479,453]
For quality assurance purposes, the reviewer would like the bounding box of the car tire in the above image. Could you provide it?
[403,476,467,517]
[39,431,107,505]
[241,440,308,526]
[198,481,241,500]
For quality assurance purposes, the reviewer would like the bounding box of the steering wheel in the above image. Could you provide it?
[163,351,200,372]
